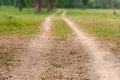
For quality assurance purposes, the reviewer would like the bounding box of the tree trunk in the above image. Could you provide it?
[113,0,117,15]
[35,0,42,13]
[47,0,54,11]
[19,3,22,11]
[47,0,51,11]
[113,8,116,15]
[18,0,23,11]
[51,0,54,10]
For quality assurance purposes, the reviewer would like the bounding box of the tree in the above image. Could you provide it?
[113,0,117,15]
[34,0,42,13]
[47,0,55,11]
[16,0,27,11]
[82,0,89,9]
[19,0,23,11]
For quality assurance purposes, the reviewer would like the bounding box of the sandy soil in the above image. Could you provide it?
[62,11,120,80]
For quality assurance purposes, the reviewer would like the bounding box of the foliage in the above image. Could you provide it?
[82,0,89,6]
[0,0,119,9]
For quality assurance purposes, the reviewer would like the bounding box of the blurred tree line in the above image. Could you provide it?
[0,0,55,12]
[0,0,118,12]
[56,0,118,9]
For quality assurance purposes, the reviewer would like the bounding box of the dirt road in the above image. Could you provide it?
[9,11,88,80]
[62,11,120,80]
[8,11,120,80]
[9,12,56,80]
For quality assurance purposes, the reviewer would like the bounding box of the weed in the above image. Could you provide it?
[110,47,118,53]
[53,63,61,68]
[6,56,14,62]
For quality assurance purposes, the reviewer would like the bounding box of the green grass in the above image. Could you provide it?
[52,16,71,37]
[67,9,120,52]
[0,6,55,35]
[67,9,120,18]
[53,63,61,68]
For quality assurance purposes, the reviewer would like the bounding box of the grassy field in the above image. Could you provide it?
[0,6,54,35]
[67,9,120,52]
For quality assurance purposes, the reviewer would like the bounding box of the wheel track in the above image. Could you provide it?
[62,11,120,80]
[9,12,57,80]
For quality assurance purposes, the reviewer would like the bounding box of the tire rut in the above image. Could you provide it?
[9,13,56,80]
[62,11,120,80]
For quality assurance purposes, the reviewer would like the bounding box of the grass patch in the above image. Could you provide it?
[52,16,71,37]
[0,6,55,35]
[53,63,61,68]
[67,9,120,52]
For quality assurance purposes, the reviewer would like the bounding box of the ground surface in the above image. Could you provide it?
[62,11,120,80]
[0,9,120,80]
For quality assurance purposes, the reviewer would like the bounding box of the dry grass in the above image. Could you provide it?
[0,35,31,79]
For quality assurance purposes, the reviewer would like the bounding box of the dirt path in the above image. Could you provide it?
[62,11,120,80]
[9,12,56,80]
[8,10,88,80]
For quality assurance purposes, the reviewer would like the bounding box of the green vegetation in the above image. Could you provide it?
[0,6,54,35]
[52,16,71,37]
[53,63,61,68]
[67,9,120,51]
